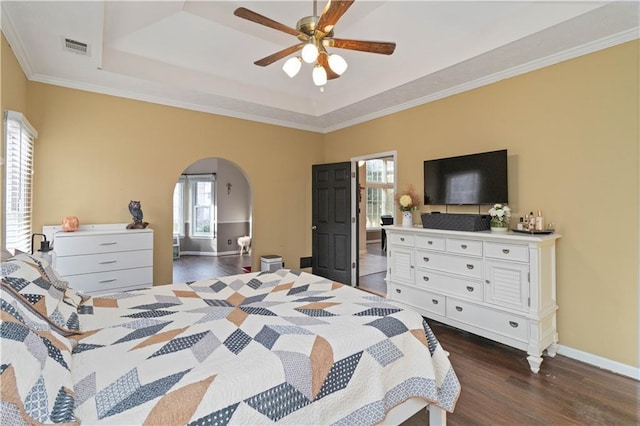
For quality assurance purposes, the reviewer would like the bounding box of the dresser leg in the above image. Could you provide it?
[527,354,543,374]
[545,343,559,358]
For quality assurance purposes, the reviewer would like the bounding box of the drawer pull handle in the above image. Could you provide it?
[466,264,474,270]
[400,237,405,242]
[502,249,510,254]
[98,279,117,284]
[461,244,467,249]
[99,242,118,246]
[432,299,439,305]
[466,286,474,292]
[455,306,463,312]
[423,257,429,262]
[423,276,429,282]
[99,260,117,265]
[509,321,519,328]
[428,241,433,245]
[485,280,490,284]
[396,289,401,294]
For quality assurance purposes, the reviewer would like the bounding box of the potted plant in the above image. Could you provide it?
[397,186,420,227]
[488,203,511,232]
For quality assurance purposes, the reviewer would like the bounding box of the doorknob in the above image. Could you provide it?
[312,225,317,230]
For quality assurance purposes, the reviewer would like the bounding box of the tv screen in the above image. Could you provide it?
[424,149,508,205]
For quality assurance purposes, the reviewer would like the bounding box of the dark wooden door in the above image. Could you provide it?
[312,162,352,284]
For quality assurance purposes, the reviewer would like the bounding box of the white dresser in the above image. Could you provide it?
[385,226,560,373]
[43,223,153,295]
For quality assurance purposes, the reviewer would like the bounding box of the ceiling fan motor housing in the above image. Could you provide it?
[296,15,334,39]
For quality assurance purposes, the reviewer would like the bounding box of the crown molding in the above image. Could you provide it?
[1,2,35,79]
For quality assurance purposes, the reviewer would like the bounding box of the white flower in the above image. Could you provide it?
[399,195,412,208]
[488,204,511,220]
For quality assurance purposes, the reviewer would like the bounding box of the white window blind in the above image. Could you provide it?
[3,111,38,253]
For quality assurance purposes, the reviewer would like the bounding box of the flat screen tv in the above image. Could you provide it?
[424,149,508,205]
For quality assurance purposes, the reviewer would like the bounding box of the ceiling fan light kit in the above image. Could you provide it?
[312,64,328,86]
[282,57,303,78]
[234,0,395,88]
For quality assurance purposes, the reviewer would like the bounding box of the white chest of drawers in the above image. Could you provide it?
[385,226,560,373]
[43,223,153,295]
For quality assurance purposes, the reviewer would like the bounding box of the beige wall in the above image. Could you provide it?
[2,32,638,367]
[23,84,323,286]
[324,41,639,367]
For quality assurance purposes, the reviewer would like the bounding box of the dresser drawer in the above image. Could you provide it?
[55,232,153,256]
[446,298,527,342]
[55,250,153,276]
[388,233,414,247]
[415,235,445,251]
[446,238,483,256]
[415,269,482,302]
[391,283,445,317]
[64,267,153,295]
[416,250,483,279]
[485,242,529,263]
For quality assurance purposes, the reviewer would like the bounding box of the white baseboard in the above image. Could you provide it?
[557,344,639,380]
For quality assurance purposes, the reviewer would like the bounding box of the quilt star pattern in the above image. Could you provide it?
[71,270,460,425]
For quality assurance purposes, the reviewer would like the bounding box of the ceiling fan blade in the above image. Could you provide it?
[315,0,354,36]
[318,46,340,80]
[326,38,396,55]
[254,43,305,67]
[234,7,306,38]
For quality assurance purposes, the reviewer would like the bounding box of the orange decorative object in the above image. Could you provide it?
[61,216,80,232]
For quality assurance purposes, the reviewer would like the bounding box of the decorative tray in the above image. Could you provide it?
[511,228,554,235]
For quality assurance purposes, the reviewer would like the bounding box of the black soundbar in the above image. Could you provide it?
[421,213,491,232]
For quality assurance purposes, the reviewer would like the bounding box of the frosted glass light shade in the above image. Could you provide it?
[301,43,319,63]
[312,64,327,86]
[328,54,348,75]
[282,57,302,78]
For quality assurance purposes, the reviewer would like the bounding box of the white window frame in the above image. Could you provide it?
[363,158,394,230]
[3,111,38,253]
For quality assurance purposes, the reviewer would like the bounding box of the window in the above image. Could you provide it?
[363,158,394,229]
[3,111,38,253]
[172,174,215,238]
[192,180,213,237]
[172,180,184,235]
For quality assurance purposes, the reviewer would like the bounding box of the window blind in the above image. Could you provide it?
[3,111,38,253]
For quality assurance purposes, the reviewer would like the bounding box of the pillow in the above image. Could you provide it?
[1,258,80,336]
[1,247,13,261]
[10,252,69,290]
[0,287,78,425]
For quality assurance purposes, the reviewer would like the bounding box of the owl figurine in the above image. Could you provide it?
[127,200,149,229]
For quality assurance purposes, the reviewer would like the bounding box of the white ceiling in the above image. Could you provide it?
[1,1,638,133]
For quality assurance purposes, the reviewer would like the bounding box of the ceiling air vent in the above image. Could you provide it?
[63,38,90,56]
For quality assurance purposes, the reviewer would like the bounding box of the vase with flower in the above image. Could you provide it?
[397,185,420,227]
[488,203,511,232]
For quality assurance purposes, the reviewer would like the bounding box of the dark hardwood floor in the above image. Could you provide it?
[404,320,639,425]
[173,255,639,425]
[173,254,250,283]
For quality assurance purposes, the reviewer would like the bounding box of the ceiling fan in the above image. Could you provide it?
[234,0,396,86]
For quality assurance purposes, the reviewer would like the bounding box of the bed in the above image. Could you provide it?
[1,253,460,425]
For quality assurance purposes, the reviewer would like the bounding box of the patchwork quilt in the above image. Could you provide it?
[71,270,460,425]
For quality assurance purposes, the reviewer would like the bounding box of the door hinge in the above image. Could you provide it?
[528,297,531,307]
[351,172,356,178]
[351,217,356,223]
[527,272,530,283]
[352,262,356,269]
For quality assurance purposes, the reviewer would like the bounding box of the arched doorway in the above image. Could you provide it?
[172,157,252,282]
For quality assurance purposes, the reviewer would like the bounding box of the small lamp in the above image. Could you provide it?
[31,233,53,263]
[328,53,348,75]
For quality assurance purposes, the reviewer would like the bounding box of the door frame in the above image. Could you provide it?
[349,151,398,285]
